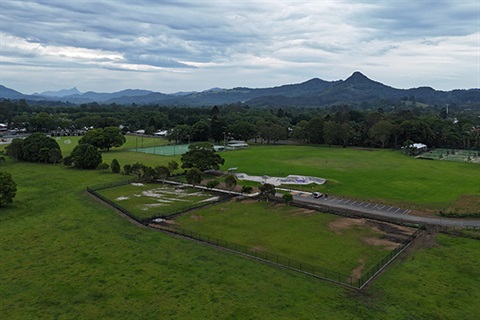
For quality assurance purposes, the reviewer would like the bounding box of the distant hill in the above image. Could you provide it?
[38,87,81,97]
[1,72,479,107]
[0,85,45,100]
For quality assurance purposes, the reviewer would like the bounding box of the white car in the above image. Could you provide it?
[313,192,322,198]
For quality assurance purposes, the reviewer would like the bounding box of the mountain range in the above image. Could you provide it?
[1,72,479,107]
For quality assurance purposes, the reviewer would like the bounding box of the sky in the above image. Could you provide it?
[0,0,479,94]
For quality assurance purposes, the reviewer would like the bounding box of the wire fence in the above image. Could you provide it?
[87,181,424,289]
[87,179,233,223]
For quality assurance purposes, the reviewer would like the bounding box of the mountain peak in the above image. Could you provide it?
[345,71,370,82]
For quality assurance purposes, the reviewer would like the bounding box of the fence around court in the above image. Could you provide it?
[86,179,233,223]
[130,143,191,156]
[87,179,424,289]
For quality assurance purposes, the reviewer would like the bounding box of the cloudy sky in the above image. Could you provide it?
[0,0,479,94]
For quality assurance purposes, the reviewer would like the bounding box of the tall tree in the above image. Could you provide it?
[5,138,24,161]
[20,133,62,163]
[154,165,170,182]
[71,143,102,169]
[224,174,237,192]
[258,183,275,202]
[181,142,225,171]
[185,168,202,187]
[79,126,125,151]
[0,171,17,207]
[369,120,393,148]
[228,121,258,142]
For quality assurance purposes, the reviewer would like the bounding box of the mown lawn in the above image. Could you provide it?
[43,137,480,211]
[0,159,479,319]
[221,145,480,210]
[174,200,393,276]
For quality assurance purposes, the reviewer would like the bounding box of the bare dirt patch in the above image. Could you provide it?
[448,194,480,213]
[364,220,416,238]
[288,208,316,216]
[250,245,266,253]
[328,217,364,234]
[361,237,398,250]
[350,258,365,280]
[190,214,203,221]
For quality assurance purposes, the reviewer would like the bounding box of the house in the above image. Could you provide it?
[226,140,249,150]
[154,130,169,137]
[406,142,427,155]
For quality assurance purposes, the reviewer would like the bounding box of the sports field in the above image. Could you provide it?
[220,145,480,211]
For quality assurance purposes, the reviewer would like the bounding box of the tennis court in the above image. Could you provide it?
[130,144,190,156]
[420,148,480,163]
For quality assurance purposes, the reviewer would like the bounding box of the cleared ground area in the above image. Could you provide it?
[170,199,416,279]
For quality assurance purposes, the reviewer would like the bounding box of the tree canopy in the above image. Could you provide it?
[70,143,102,169]
[185,168,202,187]
[0,171,17,207]
[259,183,276,201]
[181,142,225,172]
[6,133,62,163]
[79,126,126,151]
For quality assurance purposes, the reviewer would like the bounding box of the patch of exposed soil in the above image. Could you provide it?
[448,194,480,213]
[289,208,316,216]
[364,220,415,236]
[361,237,398,250]
[190,214,203,221]
[350,258,365,280]
[250,245,266,252]
[328,217,364,234]
[163,219,177,225]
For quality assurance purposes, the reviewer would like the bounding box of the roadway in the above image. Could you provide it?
[285,191,480,228]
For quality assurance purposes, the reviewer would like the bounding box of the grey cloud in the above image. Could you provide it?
[356,1,479,39]
[1,0,478,92]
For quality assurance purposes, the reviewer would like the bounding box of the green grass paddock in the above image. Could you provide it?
[174,200,396,276]
[220,145,480,210]
[1,159,479,318]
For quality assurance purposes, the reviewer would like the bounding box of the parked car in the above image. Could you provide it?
[313,192,322,198]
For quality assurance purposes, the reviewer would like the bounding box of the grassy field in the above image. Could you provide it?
[1,159,480,319]
[173,200,411,276]
[96,183,219,220]
[220,145,480,211]
[41,137,480,211]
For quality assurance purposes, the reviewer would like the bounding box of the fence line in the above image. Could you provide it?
[155,224,359,289]
[87,180,233,223]
[357,227,424,289]
[87,183,424,289]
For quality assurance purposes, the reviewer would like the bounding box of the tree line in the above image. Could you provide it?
[1,99,479,149]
